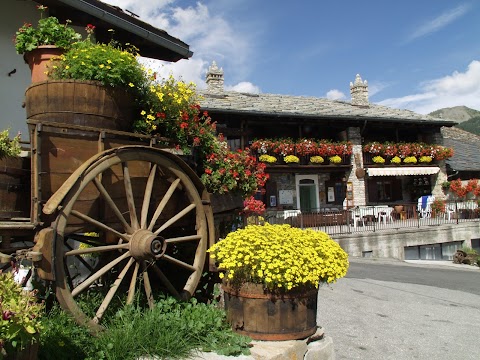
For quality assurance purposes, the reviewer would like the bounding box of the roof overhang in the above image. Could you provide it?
[367,167,440,177]
[35,0,193,61]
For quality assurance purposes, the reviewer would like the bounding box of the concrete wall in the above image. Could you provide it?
[1,0,39,140]
[335,222,480,259]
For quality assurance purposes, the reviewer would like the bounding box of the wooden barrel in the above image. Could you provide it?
[223,282,318,341]
[25,80,134,131]
[0,156,31,219]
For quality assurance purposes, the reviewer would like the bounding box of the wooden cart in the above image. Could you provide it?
[0,86,241,332]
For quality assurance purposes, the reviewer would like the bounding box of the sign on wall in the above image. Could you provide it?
[278,190,294,205]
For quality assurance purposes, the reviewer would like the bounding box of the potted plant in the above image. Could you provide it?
[309,155,324,164]
[403,156,417,164]
[208,223,349,340]
[329,155,342,164]
[372,155,385,165]
[14,5,82,83]
[431,199,446,217]
[390,156,401,165]
[258,154,277,164]
[26,25,147,132]
[0,271,44,359]
[283,155,300,164]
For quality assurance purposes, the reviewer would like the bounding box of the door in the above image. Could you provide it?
[296,175,319,211]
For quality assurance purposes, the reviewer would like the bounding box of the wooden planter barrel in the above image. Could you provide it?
[0,156,31,219]
[223,282,318,341]
[25,80,134,131]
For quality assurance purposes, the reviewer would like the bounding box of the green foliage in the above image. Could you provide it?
[0,272,44,358]
[49,39,148,98]
[14,6,81,54]
[39,297,251,360]
[456,116,480,136]
[0,129,21,159]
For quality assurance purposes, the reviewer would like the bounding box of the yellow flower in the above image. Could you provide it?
[129,83,135,87]
[99,64,105,68]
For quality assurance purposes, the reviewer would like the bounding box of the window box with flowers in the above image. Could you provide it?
[208,223,349,340]
[363,141,454,165]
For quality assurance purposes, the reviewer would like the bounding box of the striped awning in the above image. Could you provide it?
[367,166,440,177]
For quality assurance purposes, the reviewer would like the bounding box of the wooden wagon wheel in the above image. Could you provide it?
[51,147,208,332]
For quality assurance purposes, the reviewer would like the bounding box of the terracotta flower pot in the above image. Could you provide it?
[23,45,63,83]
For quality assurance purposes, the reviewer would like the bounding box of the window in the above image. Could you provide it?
[367,177,402,203]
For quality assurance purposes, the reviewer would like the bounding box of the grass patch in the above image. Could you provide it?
[39,297,251,360]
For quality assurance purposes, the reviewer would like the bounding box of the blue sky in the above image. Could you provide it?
[103,0,480,114]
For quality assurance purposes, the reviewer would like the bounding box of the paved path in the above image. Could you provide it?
[318,259,480,360]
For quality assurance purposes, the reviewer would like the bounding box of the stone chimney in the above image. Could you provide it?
[206,61,224,93]
[350,74,369,106]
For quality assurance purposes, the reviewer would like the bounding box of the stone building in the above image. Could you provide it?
[199,62,457,212]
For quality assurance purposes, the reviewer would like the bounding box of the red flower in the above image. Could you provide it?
[180,122,188,129]
[156,112,166,118]
[205,168,212,175]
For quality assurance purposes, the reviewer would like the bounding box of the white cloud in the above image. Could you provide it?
[101,0,259,90]
[405,4,470,42]
[326,89,346,100]
[378,60,480,114]
[226,82,261,94]
[368,81,389,97]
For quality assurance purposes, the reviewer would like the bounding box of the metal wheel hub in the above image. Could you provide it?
[129,229,166,260]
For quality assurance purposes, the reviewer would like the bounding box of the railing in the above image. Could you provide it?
[254,200,480,236]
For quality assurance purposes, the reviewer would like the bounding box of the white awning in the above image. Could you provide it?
[367,166,440,177]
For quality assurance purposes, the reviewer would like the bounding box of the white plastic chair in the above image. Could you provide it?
[377,207,394,224]
[350,208,365,229]
[444,205,455,220]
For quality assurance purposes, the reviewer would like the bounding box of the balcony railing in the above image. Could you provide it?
[246,200,480,236]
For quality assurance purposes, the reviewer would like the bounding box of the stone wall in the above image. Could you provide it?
[334,222,480,259]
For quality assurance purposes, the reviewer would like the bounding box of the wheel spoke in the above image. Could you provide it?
[70,210,129,242]
[161,254,196,272]
[126,261,140,305]
[93,257,134,323]
[142,262,154,309]
[72,251,131,297]
[65,243,129,257]
[148,178,181,231]
[154,203,196,235]
[94,178,133,234]
[151,264,180,298]
[123,162,139,230]
[165,234,202,244]
[141,164,157,229]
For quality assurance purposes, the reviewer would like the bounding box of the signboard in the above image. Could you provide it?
[278,190,294,205]
[327,187,335,202]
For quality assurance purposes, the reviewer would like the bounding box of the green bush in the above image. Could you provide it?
[39,297,251,360]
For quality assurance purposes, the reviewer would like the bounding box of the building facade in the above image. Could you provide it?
[199,62,457,212]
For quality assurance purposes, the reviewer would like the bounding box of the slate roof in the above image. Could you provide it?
[442,127,480,171]
[199,91,457,125]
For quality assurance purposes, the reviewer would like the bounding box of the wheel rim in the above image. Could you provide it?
[53,148,208,331]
